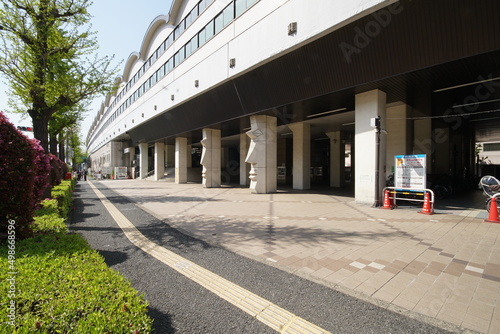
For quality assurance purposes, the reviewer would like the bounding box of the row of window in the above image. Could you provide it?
[101,0,216,124]
[90,0,259,147]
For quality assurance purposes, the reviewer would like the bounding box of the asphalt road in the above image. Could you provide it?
[70,180,458,334]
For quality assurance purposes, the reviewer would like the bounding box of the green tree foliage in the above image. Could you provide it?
[0,0,118,152]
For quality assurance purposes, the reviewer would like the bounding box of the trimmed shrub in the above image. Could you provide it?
[0,172,152,333]
[32,199,67,235]
[0,112,37,238]
[51,180,74,218]
[0,234,153,333]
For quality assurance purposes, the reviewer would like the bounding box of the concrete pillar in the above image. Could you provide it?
[355,89,386,204]
[154,142,165,181]
[138,142,148,180]
[288,123,311,190]
[386,103,411,175]
[326,131,345,187]
[127,146,136,167]
[175,137,188,184]
[201,128,221,187]
[245,115,277,194]
[239,133,250,185]
[165,145,175,168]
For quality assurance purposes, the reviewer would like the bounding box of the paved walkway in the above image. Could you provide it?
[98,179,500,333]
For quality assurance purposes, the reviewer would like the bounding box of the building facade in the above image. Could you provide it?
[86,0,500,203]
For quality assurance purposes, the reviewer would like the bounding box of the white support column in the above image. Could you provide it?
[154,142,165,181]
[175,137,188,184]
[240,133,250,186]
[326,131,345,187]
[138,142,148,180]
[289,123,311,190]
[127,146,136,167]
[245,115,277,194]
[355,89,387,204]
[201,128,221,188]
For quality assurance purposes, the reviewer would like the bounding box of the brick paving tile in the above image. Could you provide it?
[99,180,500,334]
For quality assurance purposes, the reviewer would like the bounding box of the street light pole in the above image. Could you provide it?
[372,116,381,208]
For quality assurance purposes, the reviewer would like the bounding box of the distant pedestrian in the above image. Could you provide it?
[84,170,88,181]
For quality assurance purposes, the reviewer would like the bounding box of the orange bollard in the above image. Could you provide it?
[381,189,394,210]
[485,197,500,223]
[419,192,433,215]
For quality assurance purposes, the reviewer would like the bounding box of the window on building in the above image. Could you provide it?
[166,34,173,48]
[235,0,246,16]
[166,58,173,73]
[223,4,234,26]
[185,41,192,58]
[214,13,224,34]
[198,27,207,46]
[190,36,198,53]
[205,20,214,40]
[484,143,500,151]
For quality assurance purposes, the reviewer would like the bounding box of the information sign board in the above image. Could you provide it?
[394,154,426,190]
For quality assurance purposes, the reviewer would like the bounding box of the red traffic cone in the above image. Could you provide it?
[381,189,394,210]
[419,192,433,215]
[485,197,500,223]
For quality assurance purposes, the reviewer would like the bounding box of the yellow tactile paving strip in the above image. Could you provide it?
[88,181,331,334]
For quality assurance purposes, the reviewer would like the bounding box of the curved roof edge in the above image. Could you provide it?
[139,15,170,59]
[168,0,184,25]
[122,52,141,82]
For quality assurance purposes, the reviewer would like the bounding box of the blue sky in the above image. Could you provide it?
[0,0,173,143]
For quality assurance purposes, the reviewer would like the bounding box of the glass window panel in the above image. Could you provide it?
[223,4,234,26]
[198,27,206,46]
[484,143,500,151]
[205,20,214,40]
[178,20,185,35]
[179,47,185,62]
[214,13,223,34]
[235,0,246,16]
[159,63,166,78]
[191,37,198,52]
[185,42,192,58]
[167,58,173,72]
[198,0,206,13]
[185,13,192,27]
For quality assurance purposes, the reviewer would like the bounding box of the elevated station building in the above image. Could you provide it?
[86,0,500,203]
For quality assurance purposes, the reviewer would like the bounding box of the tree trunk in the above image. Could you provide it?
[58,134,65,162]
[50,133,58,155]
[30,112,50,153]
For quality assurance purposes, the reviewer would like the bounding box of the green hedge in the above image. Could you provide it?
[0,179,153,333]
[32,199,67,235]
[50,179,75,218]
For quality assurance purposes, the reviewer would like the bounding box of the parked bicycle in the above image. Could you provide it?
[479,175,500,213]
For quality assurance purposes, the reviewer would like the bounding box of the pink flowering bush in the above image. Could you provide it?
[49,153,66,187]
[31,139,52,207]
[0,112,37,238]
